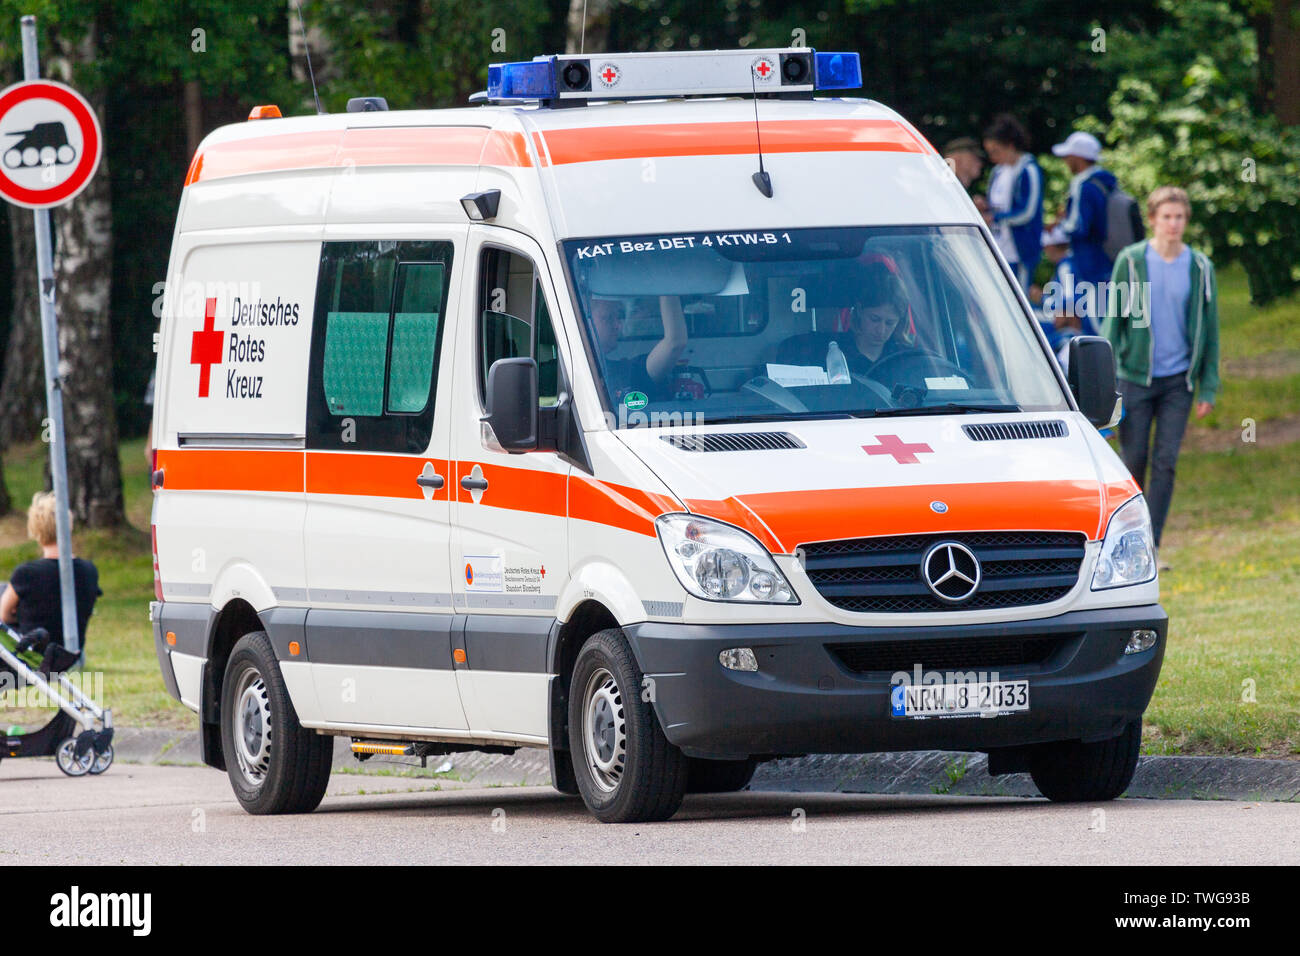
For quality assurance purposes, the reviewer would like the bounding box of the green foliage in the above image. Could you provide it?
[1079,1,1300,304]
[308,0,553,110]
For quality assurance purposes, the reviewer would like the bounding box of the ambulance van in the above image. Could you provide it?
[150,49,1165,823]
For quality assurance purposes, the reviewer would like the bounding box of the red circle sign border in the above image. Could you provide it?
[0,79,102,209]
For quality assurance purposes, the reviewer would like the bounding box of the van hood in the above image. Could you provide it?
[616,414,1138,554]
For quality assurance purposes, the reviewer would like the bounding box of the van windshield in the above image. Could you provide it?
[562,226,1069,426]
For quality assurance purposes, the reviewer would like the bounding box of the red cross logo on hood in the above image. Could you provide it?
[862,434,934,464]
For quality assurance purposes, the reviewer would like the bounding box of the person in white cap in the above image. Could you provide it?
[1052,131,1120,334]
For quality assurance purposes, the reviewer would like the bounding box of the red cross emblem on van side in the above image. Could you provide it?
[862,434,933,464]
[190,297,224,398]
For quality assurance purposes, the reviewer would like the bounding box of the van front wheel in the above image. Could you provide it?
[568,628,687,823]
[1029,720,1142,802]
[220,631,332,815]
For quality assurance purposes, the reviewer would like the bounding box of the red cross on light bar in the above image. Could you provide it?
[190,297,224,398]
[862,434,934,464]
[754,60,772,78]
[601,67,617,84]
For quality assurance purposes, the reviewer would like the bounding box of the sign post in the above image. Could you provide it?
[0,15,105,655]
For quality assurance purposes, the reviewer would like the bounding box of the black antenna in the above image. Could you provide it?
[750,67,772,198]
[293,0,324,115]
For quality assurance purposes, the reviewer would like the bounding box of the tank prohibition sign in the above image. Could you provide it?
[0,79,102,208]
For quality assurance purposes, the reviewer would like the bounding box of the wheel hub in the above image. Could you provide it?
[582,668,627,793]
[233,669,272,787]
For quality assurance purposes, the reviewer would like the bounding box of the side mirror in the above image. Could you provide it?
[483,357,538,452]
[1067,336,1122,429]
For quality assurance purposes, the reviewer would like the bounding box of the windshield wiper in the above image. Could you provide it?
[701,411,857,426]
[863,403,1022,418]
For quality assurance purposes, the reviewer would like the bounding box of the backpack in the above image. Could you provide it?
[1103,184,1145,261]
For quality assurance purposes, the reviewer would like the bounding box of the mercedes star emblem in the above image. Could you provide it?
[921,541,981,603]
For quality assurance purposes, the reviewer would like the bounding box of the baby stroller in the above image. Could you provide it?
[0,622,113,776]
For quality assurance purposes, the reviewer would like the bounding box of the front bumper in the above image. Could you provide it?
[624,604,1166,759]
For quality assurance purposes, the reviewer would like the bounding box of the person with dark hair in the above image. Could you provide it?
[983,114,1043,291]
[838,260,911,375]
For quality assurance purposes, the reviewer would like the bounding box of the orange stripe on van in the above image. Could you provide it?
[156,448,303,493]
[1100,478,1142,540]
[479,129,533,167]
[306,452,451,500]
[689,479,1106,553]
[455,460,568,516]
[679,496,785,553]
[336,127,487,168]
[540,119,928,166]
[185,126,531,186]
[570,475,681,537]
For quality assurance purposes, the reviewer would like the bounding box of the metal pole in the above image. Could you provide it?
[20,15,80,655]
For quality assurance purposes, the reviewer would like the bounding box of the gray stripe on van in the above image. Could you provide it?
[642,600,684,618]
[164,582,211,599]
[308,589,454,608]
[305,609,455,669]
[273,586,309,603]
[456,593,558,612]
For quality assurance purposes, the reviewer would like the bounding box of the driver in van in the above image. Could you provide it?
[590,295,688,401]
[842,260,912,374]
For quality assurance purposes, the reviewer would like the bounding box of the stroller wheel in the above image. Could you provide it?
[88,743,114,775]
[56,737,93,777]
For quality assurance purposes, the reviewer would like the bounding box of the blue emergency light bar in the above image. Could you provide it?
[485,49,862,104]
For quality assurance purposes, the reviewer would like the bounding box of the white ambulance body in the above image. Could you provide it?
[150,50,1165,822]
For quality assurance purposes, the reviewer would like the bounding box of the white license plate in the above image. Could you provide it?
[890,680,1030,718]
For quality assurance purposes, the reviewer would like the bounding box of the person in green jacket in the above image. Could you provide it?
[1102,186,1220,563]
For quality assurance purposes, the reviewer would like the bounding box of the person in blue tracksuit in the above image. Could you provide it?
[982,114,1042,292]
[1052,131,1117,306]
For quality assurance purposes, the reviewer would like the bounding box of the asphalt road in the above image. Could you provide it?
[2,761,1296,865]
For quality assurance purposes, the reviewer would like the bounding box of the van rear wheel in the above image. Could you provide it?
[568,628,687,823]
[220,631,332,814]
[1029,720,1142,802]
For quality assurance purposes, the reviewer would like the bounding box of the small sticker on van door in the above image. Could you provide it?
[464,555,504,592]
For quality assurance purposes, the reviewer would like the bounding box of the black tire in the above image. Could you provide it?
[687,756,758,794]
[220,631,332,814]
[1029,720,1142,802]
[567,627,687,823]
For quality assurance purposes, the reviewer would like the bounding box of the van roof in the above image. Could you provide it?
[183,97,979,238]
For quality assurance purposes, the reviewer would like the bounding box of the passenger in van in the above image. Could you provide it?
[591,295,688,401]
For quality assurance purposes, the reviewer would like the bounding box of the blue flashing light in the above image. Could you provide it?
[813,52,862,91]
[487,59,557,100]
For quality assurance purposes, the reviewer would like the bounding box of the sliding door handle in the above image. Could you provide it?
[460,476,489,492]
[416,474,445,490]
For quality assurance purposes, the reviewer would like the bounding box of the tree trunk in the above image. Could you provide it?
[184,79,203,157]
[566,0,612,54]
[0,204,46,449]
[50,28,124,528]
[1273,0,1300,125]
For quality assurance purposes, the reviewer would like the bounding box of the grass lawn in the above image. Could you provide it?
[0,265,1296,755]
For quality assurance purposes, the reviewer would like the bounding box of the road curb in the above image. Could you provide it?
[110,727,1300,801]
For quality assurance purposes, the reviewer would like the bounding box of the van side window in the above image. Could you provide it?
[307,241,453,452]
[478,248,561,407]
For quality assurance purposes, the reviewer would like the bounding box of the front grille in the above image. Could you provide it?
[828,633,1074,674]
[800,531,1086,613]
[962,420,1068,441]
[660,431,805,452]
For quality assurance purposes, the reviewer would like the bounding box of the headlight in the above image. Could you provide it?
[656,514,798,604]
[1091,495,1156,590]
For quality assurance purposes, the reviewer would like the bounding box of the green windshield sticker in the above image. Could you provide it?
[623,390,649,410]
